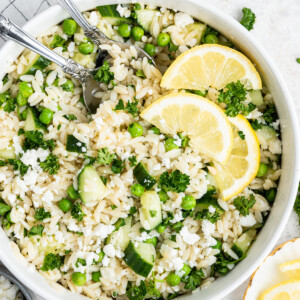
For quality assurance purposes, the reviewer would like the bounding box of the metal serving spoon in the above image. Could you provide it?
[0,15,104,113]
[57,0,156,66]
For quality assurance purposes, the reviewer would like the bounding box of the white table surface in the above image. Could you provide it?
[0,0,300,299]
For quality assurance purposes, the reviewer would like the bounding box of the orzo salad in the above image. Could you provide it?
[0,3,282,300]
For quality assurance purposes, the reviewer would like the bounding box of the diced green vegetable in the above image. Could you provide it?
[97,5,132,25]
[248,90,264,106]
[133,162,157,190]
[73,52,97,68]
[256,125,277,146]
[22,55,51,76]
[186,23,206,45]
[0,145,16,160]
[66,135,87,153]
[232,229,256,258]
[136,9,158,32]
[24,107,46,131]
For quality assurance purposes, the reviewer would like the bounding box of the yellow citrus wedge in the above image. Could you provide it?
[279,260,300,280]
[214,115,260,200]
[259,280,300,300]
[140,93,233,163]
[161,44,262,91]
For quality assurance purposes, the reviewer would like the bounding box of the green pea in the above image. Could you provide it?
[16,92,27,106]
[157,33,170,47]
[265,188,276,203]
[257,163,268,177]
[156,224,166,233]
[94,250,105,264]
[39,108,54,125]
[131,26,144,41]
[63,19,77,36]
[19,82,33,98]
[150,127,160,135]
[118,23,131,38]
[128,122,143,138]
[78,41,94,55]
[145,236,157,246]
[58,198,73,213]
[204,34,218,44]
[166,272,181,286]
[158,190,169,203]
[67,185,79,200]
[144,44,156,56]
[164,138,179,152]
[72,272,86,286]
[181,263,191,276]
[91,271,101,282]
[131,183,145,197]
[61,79,74,92]
[181,195,196,210]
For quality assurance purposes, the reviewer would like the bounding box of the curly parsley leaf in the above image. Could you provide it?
[250,119,262,130]
[136,70,146,78]
[63,114,77,121]
[194,209,220,223]
[218,81,256,117]
[0,160,7,167]
[126,280,160,300]
[28,224,44,237]
[181,268,205,290]
[34,208,51,221]
[93,60,115,85]
[111,158,125,174]
[158,170,190,193]
[240,8,256,31]
[238,130,245,140]
[71,202,85,222]
[128,156,137,167]
[41,253,64,271]
[7,159,29,176]
[97,147,116,165]
[263,104,277,124]
[233,194,256,216]
[114,99,139,117]
[40,153,60,175]
[214,251,245,276]
[23,131,55,151]
[75,258,87,267]
[50,34,67,51]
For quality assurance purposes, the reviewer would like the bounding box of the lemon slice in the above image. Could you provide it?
[161,44,262,91]
[260,280,300,300]
[279,260,300,280]
[214,115,260,200]
[141,93,233,163]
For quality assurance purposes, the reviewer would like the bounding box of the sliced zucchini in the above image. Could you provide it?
[140,191,162,230]
[136,9,159,32]
[195,197,224,215]
[78,164,106,203]
[123,241,156,277]
[248,90,264,106]
[22,54,51,76]
[186,22,207,45]
[133,162,157,190]
[24,107,46,131]
[97,5,131,25]
[73,52,97,68]
[66,135,87,153]
[231,229,257,258]
[256,125,277,145]
[0,145,16,160]
[106,217,132,250]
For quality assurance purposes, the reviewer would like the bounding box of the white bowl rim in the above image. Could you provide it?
[0,1,299,300]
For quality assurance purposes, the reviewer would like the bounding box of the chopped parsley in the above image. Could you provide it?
[75,258,87,267]
[218,81,256,117]
[7,159,29,176]
[0,202,11,216]
[129,206,137,215]
[0,160,7,167]
[100,176,108,185]
[240,8,256,31]
[71,202,85,222]
[23,130,55,151]
[114,99,139,117]
[250,119,262,130]
[128,156,137,167]
[126,280,160,300]
[97,147,116,165]
[136,70,146,78]
[111,205,117,210]
[50,34,67,51]
[34,208,51,221]
[41,253,64,271]
[93,61,115,85]
[158,170,190,193]
[111,158,125,174]
[214,251,245,276]
[233,194,256,216]
[263,104,277,124]
[194,209,220,223]
[238,130,245,140]
[181,268,205,290]
[28,224,44,237]
[63,114,77,121]
[40,153,60,175]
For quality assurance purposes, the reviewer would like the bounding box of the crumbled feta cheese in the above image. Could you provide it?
[202,220,215,237]
[153,164,161,171]
[20,148,49,169]
[94,224,115,239]
[86,252,99,266]
[180,226,200,245]
[54,231,65,244]
[169,211,184,224]
[162,157,171,169]
[116,4,131,18]
[42,191,54,204]
[174,12,194,27]
[68,222,80,232]
[172,257,184,271]
[102,255,110,267]
[7,193,16,205]
[208,205,216,214]
[67,41,75,53]
[103,244,116,258]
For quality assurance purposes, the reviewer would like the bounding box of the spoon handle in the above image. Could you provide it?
[0,15,89,81]
[58,0,108,46]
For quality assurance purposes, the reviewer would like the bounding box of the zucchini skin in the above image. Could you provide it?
[66,135,87,153]
[123,242,154,277]
[26,56,51,75]
[133,162,157,190]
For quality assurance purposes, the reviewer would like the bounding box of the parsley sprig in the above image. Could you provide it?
[158,170,190,193]
[233,194,256,216]
[114,99,140,117]
[240,8,256,31]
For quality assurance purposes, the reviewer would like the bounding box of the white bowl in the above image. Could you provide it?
[0,1,299,299]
